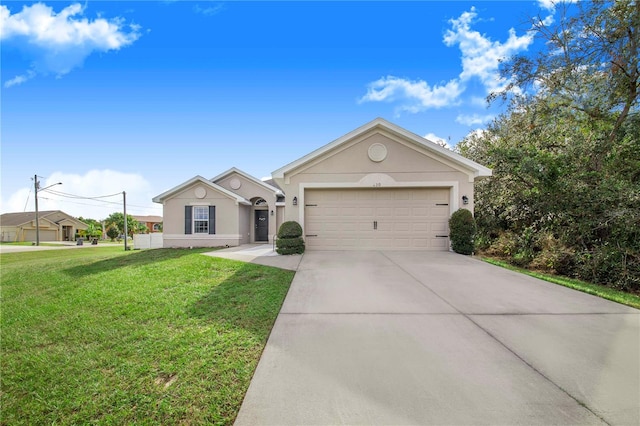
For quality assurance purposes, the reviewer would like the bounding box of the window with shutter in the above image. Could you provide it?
[185,206,192,234]
[208,206,216,234]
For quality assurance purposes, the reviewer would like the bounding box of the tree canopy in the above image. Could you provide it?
[460,0,639,291]
[104,212,141,237]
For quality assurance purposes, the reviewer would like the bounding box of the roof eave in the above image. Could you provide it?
[211,167,283,195]
[272,117,492,179]
[152,176,251,205]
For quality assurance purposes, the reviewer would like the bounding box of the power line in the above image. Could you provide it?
[23,188,32,212]
[41,189,158,210]
[37,196,161,215]
[38,196,161,211]
[43,189,123,200]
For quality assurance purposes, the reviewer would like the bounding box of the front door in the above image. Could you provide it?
[255,210,269,242]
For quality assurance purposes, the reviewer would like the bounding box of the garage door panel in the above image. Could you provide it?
[305,188,451,251]
[24,230,57,241]
[432,205,450,216]
[393,223,410,232]
[395,207,411,217]
[432,222,448,232]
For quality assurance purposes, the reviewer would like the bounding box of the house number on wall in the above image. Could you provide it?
[373,183,382,187]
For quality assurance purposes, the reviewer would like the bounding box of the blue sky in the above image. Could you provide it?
[1,0,559,220]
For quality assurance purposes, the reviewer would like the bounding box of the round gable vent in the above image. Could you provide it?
[368,143,388,162]
[229,178,242,190]
[194,187,207,199]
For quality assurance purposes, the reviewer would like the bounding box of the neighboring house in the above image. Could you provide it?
[153,118,492,250]
[132,215,163,233]
[0,210,88,242]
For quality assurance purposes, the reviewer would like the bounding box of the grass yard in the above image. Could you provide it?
[1,247,294,425]
[482,257,640,309]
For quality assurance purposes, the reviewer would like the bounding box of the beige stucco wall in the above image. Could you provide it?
[274,130,476,227]
[215,172,279,243]
[239,204,251,244]
[161,182,244,248]
[276,205,285,232]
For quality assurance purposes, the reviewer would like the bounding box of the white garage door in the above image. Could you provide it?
[304,188,450,250]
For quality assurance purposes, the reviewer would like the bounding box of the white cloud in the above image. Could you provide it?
[537,0,577,13]
[0,3,141,86]
[470,96,488,107]
[443,7,534,94]
[1,170,161,220]
[424,132,452,150]
[537,0,558,12]
[4,70,35,88]
[360,7,535,113]
[360,76,462,112]
[456,113,495,126]
[193,3,224,16]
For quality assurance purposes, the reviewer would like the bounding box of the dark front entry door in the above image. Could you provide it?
[255,210,269,242]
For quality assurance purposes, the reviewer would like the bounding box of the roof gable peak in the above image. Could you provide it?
[272,118,491,179]
[211,167,283,195]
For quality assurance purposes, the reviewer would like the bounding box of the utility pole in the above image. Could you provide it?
[33,175,63,246]
[123,191,128,251]
[34,175,40,246]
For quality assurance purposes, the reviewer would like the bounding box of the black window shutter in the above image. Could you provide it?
[185,206,192,234]
[209,206,216,234]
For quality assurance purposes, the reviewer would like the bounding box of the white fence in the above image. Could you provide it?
[133,233,163,249]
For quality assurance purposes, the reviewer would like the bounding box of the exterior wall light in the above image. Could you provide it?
[270,210,274,216]
[293,196,298,206]
[462,195,469,205]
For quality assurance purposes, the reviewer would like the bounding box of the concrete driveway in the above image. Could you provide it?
[235,251,640,425]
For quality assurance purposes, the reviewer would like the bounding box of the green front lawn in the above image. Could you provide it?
[1,247,294,424]
[482,257,640,309]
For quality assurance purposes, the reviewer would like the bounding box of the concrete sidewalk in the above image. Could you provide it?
[235,250,639,425]
[204,244,302,271]
[0,242,104,253]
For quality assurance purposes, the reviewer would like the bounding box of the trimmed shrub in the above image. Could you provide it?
[106,227,119,242]
[449,209,476,255]
[276,221,305,255]
[277,221,303,239]
[276,236,305,255]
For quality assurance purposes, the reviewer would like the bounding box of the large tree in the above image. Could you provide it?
[104,212,140,238]
[461,0,640,290]
[499,0,639,145]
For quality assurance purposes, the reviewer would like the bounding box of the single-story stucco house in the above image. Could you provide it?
[152,118,492,251]
[0,210,88,242]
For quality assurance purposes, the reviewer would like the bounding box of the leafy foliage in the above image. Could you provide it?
[80,223,102,240]
[277,221,303,239]
[276,221,305,255]
[449,209,476,255]
[104,212,141,237]
[106,226,119,241]
[459,0,640,291]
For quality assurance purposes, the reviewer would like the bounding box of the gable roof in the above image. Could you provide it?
[152,175,252,205]
[0,210,88,228]
[272,117,492,180]
[211,167,284,195]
